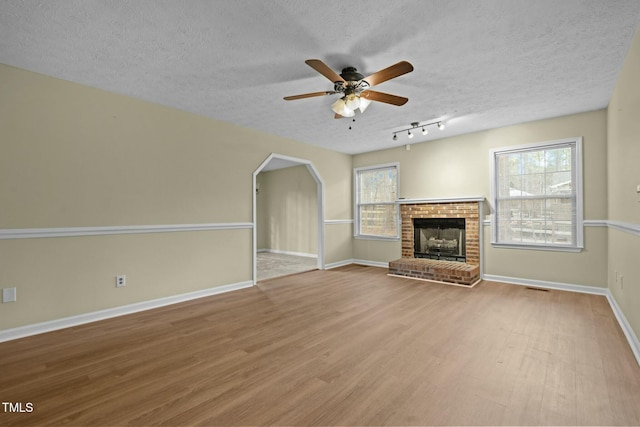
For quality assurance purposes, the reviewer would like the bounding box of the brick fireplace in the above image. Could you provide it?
[389,197,483,286]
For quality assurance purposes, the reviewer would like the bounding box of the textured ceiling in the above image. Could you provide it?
[1,1,639,154]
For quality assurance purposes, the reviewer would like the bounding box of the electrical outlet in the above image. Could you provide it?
[2,288,16,303]
[2,287,17,303]
[116,275,126,288]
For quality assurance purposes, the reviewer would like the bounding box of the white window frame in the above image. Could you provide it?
[354,162,400,240]
[490,137,583,252]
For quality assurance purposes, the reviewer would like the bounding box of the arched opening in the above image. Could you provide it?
[252,154,325,284]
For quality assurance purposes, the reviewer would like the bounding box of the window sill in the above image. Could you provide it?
[491,242,583,253]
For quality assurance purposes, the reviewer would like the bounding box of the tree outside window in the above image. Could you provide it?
[354,163,399,239]
[491,138,583,250]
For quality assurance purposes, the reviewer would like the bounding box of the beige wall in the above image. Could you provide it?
[257,166,318,255]
[0,64,353,330]
[607,25,640,341]
[3,28,638,344]
[0,230,251,327]
[324,223,353,265]
[353,110,609,288]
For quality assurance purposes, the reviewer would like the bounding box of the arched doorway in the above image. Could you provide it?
[252,154,325,284]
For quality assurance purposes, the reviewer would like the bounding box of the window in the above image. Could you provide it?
[490,138,583,251]
[354,163,399,239]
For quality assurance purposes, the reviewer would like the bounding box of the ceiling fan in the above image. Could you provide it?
[284,59,414,118]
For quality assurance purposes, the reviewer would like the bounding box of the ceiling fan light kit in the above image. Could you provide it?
[393,121,446,141]
[284,58,446,140]
[284,59,413,119]
[331,98,355,117]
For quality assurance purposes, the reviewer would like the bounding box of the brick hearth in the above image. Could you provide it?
[389,198,482,286]
[388,258,479,286]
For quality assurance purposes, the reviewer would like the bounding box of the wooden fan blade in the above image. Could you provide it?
[334,113,344,119]
[305,59,345,83]
[283,91,336,100]
[362,61,413,87]
[361,90,408,106]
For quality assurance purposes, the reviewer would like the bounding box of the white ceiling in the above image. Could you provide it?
[1,1,639,155]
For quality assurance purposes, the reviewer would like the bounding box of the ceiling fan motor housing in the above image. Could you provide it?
[340,67,364,82]
[335,67,370,96]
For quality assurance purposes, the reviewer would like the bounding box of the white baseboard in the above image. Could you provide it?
[483,273,639,367]
[353,259,389,268]
[324,259,356,269]
[0,280,253,343]
[259,249,317,258]
[605,291,640,367]
[481,274,608,295]
[324,259,390,269]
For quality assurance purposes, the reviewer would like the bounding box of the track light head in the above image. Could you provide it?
[422,127,428,135]
[407,130,413,139]
[393,133,398,141]
[438,122,445,130]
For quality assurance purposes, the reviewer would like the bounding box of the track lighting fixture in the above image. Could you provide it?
[392,120,446,141]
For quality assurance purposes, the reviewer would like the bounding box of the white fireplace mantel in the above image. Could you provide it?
[397,196,485,205]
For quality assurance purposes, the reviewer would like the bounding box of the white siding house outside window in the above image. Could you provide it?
[354,163,399,239]
[490,137,583,251]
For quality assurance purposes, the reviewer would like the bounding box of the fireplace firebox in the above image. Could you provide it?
[413,218,466,262]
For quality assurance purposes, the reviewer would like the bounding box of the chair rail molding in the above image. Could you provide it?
[0,223,254,239]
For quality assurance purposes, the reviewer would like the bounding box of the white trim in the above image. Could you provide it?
[489,137,584,250]
[259,249,317,258]
[354,162,400,239]
[607,220,640,236]
[324,219,354,225]
[354,235,400,241]
[482,274,607,295]
[482,273,639,367]
[478,201,485,278]
[584,219,640,235]
[583,219,609,227]
[605,291,640,367]
[0,280,253,343]
[353,162,401,173]
[324,259,355,269]
[253,153,325,285]
[397,196,485,204]
[324,259,390,269]
[0,223,253,240]
[353,259,390,268]
[485,218,637,234]
[490,243,583,253]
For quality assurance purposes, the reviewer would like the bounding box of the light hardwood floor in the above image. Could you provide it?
[1,265,639,426]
